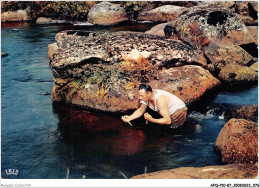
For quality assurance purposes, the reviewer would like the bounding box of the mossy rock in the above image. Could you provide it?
[218,64,258,85]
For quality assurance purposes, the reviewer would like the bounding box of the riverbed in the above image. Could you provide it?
[1,22,258,179]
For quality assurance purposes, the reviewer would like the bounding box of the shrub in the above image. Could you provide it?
[120,55,158,83]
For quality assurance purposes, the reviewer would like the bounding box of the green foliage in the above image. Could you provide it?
[1,1,97,20]
[122,1,141,22]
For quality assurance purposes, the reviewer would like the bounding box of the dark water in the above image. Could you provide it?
[1,22,258,179]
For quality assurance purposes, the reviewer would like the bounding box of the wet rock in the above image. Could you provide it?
[250,62,258,72]
[165,6,255,49]
[215,118,258,164]
[138,5,187,22]
[87,2,128,26]
[148,65,221,106]
[49,31,218,112]
[247,26,258,45]
[1,10,31,22]
[225,104,258,122]
[131,163,258,179]
[145,23,168,37]
[218,64,258,85]
[48,43,59,60]
[36,17,52,24]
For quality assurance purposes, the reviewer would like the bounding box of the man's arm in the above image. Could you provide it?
[122,103,147,122]
[144,96,171,125]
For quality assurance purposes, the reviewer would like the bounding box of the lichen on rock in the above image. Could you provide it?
[49,30,221,112]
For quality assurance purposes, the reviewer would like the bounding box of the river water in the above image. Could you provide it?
[1,22,258,179]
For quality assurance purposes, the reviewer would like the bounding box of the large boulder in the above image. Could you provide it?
[218,64,258,85]
[138,5,187,22]
[36,17,52,24]
[215,119,258,164]
[204,42,253,74]
[1,10,31,22]
[51,30,207,71]
[148,66,221,106]
[131,163,258,179]
[87,2,128,26]
[224,104,258,122]
[165,6,255,49]
[49,30,220,113]
[197,1,236,9]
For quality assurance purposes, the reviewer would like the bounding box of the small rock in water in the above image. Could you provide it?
[1,52,8,57]
[195,124,202,133]
[42,92,51,96]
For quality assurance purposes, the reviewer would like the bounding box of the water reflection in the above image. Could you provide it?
[51,103,213,178]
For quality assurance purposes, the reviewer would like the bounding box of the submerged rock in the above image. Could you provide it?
[138,5,187,22]
[131,163,258,179]
[215,118,258,164]
[87,2,128,26]
[218,64,258,85]
[225,104,258,122]
[49,30,220,113]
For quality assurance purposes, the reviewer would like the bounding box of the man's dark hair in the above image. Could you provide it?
[138,83,152,92]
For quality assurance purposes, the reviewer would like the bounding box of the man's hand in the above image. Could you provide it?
[121,115,133,126]
[144,112,153,123]
[121,115,130,122]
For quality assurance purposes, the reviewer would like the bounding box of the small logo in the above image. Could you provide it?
[5,169,18,175]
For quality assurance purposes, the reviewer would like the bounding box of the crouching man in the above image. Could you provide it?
[122,83,188,128]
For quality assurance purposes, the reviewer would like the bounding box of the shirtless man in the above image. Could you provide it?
[122,83,188,128]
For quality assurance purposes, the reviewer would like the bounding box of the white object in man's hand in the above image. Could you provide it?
[121,116,133,126]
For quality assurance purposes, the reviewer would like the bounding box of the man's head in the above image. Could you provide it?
[138,83,152,102]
